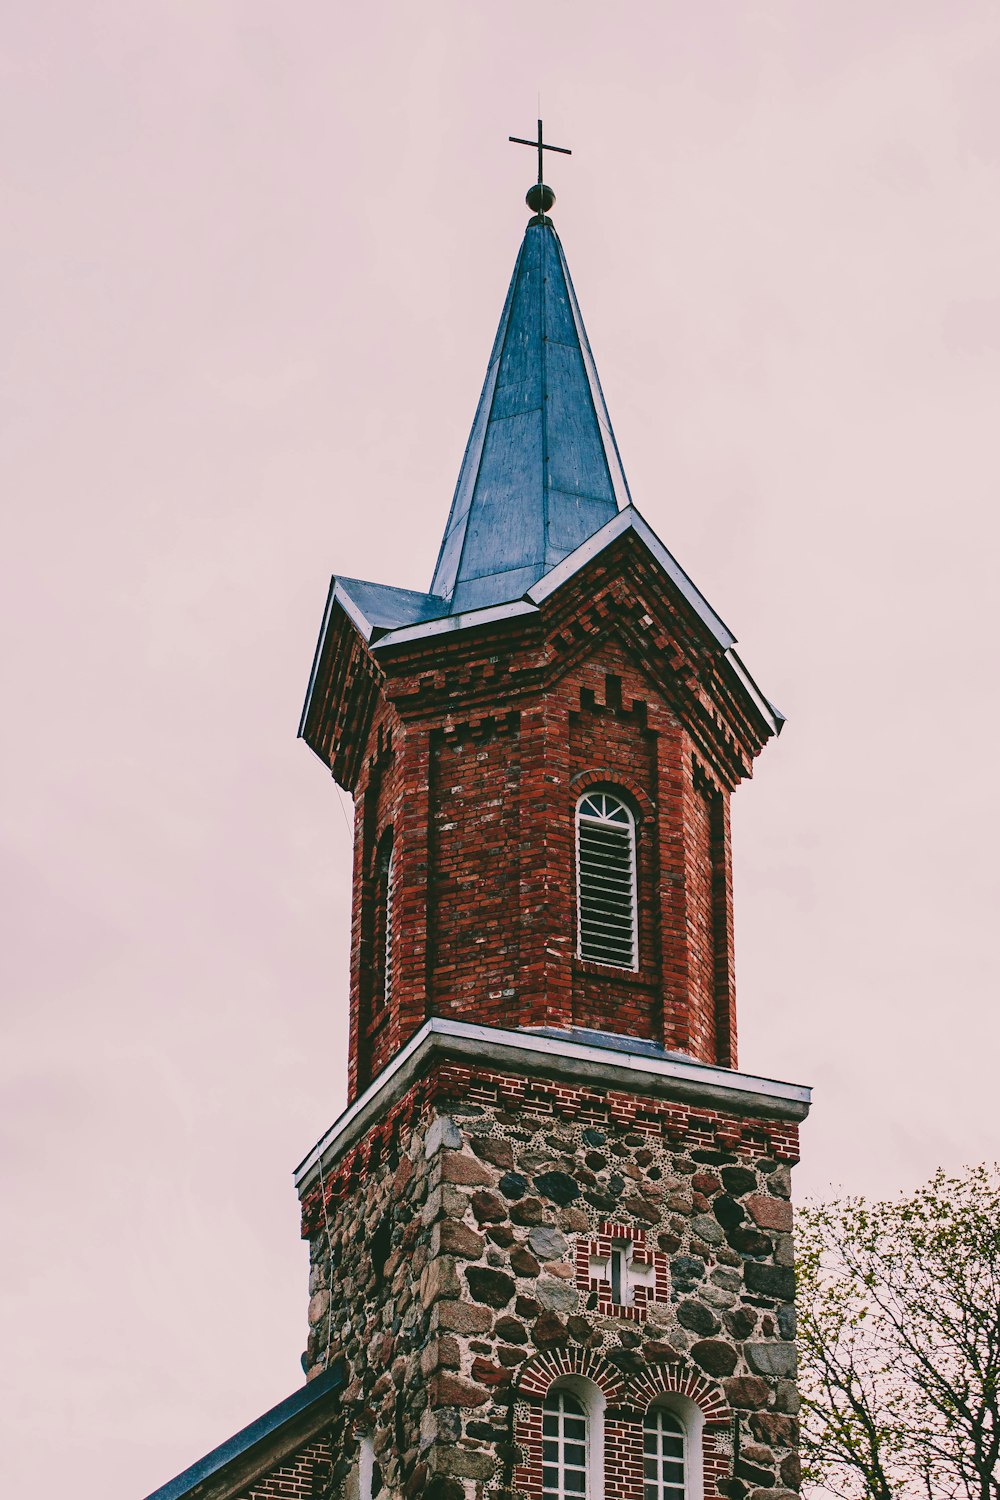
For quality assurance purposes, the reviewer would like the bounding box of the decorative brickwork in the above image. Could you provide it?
[303,533,775,1101]
[513,1351,733,1500]
[515,1347,626,1401]
[232,1437,334,1500]
[574,1224,671,1321]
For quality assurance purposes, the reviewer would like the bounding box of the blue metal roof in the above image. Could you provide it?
[299,216,782,746]
[335,576,448,635]
[429,219,631,614]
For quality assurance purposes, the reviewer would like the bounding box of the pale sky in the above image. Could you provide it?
[3,4,999,1497]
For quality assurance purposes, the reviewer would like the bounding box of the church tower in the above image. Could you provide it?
[144,132,810,1500]
[294,141,810,1500]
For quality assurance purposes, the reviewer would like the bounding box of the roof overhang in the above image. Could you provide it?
[524,507,736,648]
[374,508,780,738]
[293,1016,812,1197]
[142,1367,343,1500]
[300,506,784,745]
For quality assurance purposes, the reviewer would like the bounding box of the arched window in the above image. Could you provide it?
[576,790,637,969]
[644,1397,704,1500]
[643,1406,686,1498]
[373,832,394,1007]
[542,1389,589,1498]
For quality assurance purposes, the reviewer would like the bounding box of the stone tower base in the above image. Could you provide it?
[294,1020,809,1500]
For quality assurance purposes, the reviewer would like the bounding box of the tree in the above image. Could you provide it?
[797,1164,1000,1500]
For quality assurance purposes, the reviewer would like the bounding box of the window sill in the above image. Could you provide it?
[573,957,657,983]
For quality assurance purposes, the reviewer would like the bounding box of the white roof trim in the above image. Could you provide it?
[529,507,736,650]
[332,580,376,643]
[311,513,779,744]
[724,648,782,737]
[528,508,633,602]
[293,1016,811,1194]
[297,579,338,738]
[371,598,537,650]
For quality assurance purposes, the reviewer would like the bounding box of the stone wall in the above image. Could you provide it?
[301,1062,802,1500]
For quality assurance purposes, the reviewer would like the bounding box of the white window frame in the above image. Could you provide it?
[643,1395,704,1500]
[349,1432,375,1500]
[575,789,638,971]
[541,1378,605,1500]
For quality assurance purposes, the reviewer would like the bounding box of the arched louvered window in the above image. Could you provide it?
[643,1407,687,1500]
[374,833,394,1007]
[542,1389,589,1499]
[576,790,638,970]
[383,848,394,1002]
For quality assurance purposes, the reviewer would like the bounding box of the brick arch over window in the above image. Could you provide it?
[631,1366,733,1499]
[570,767,656,824]
[514,1351,622,1500]
[515,1351,734,1500]
[517,1347,626,1403]
[628,1364,731,1427]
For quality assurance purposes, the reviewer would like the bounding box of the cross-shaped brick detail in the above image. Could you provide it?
[575,1223,671,1321]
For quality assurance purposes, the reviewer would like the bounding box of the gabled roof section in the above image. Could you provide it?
[429,219,631,614]
[142,1366,343,1500]
[334,577,448,640]
[369,506,784,741]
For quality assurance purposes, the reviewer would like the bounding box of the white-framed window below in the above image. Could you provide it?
[542,1389,589,1499]
[576,789,638,969]
[643,1395,704,1500]
[349,1431,375,1500]
[644,1406,686,1499]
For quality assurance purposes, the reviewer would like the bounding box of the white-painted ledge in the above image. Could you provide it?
[293,1018,811,1197]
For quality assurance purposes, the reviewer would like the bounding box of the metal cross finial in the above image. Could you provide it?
[508,119,571,184]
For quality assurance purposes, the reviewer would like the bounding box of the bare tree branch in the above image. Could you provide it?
[798,1165,1000,1500]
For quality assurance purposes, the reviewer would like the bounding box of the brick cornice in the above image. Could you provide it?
[294,1017,810,1228]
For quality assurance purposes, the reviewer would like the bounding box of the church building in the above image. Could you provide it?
[146,130,810,1500]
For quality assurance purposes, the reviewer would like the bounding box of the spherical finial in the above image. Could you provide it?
[526,182,555,216]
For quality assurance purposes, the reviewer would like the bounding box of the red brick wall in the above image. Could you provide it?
[683,770,718,1061]
[233,1436,333,1500]
[310,535,766,1101]
[427,713,523,1027]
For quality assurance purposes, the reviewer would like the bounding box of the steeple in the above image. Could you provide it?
[430,219,630,613]
[147,141,811,1500]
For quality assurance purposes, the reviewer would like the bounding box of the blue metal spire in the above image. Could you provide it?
[302,200,784,751]
[429,220,631,614]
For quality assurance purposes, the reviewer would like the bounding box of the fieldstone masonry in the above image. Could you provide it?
[298,1061,803,1500]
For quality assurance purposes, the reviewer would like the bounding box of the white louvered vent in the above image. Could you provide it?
[576,790,637,970]
[383,849,394,1003]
